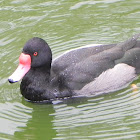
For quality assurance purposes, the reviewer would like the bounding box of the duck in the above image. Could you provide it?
[8,33,140,102]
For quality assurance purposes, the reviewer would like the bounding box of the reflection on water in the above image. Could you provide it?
[0,100,56,140]
[0,0,140,139]
[14,101,56,140]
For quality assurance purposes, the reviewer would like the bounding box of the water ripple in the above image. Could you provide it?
[0,102,32,135]
[52,88,140,139]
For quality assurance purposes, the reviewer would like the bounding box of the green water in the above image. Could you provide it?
[0,0,140,139]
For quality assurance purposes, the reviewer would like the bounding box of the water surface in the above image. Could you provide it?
[0,0,140,139]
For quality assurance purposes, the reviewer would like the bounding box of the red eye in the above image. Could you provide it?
[33,52,38,56]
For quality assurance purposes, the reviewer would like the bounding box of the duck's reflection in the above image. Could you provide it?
[14,98,57,140]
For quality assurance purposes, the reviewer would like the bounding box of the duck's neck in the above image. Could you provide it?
[31,66,51,76]
[29,66,51,83]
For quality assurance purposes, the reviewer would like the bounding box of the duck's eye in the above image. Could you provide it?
[33,52,38,56]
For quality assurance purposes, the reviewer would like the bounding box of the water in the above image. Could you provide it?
[0,0,140,139]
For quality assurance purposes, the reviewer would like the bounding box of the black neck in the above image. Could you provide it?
[20,66,53,101]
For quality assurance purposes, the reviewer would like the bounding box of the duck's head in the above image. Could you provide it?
[8,37,52,83]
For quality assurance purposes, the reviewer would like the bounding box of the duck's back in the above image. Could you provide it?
[51,34,140,91]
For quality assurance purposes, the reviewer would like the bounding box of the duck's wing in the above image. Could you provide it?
[51,34,140,91]
[51,43,116,74]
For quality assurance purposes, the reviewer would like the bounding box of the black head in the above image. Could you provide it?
[23,37,52,69]
[8,37,52,83]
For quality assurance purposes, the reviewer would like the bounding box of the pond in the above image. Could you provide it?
[0,0,140,139]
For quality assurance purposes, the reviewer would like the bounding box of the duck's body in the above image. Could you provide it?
[9,34,140,102]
